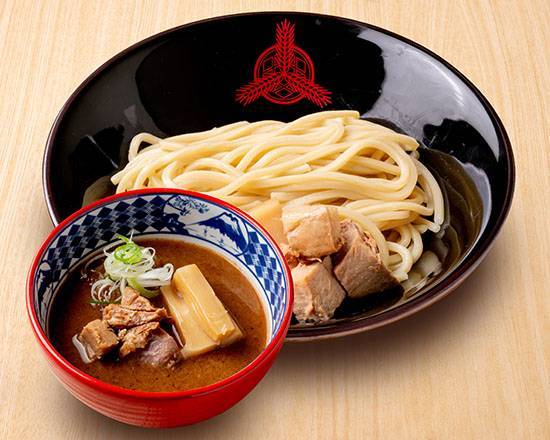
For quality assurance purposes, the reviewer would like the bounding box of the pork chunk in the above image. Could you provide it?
[136,328,182,368]
[282,205,342,258]
[333,220,398,298]
[281,243,299,269]
[282,243,330,270]
[119,322,160,358]
[292,261,346,322]
[120,287,156,311]
[102,304,167,328]
[78,319,118,361]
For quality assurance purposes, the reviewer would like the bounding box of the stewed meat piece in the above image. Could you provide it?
[291,258,346,323]
[282,205,342,258]
[102,304,167,328]
[120,287,157,311]
[118,322,160,358]
[333,220,398,298]
[78,319,119,361]
[136,328,182,368]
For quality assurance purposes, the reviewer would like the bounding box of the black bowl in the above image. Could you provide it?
[43,12,514,340]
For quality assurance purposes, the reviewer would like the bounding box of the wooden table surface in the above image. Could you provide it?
[1,0,548,438]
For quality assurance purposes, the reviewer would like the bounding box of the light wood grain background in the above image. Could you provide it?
[0,0,548,438]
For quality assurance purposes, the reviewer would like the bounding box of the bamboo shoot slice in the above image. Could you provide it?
[160,285,218,358]
[172,264,240,343]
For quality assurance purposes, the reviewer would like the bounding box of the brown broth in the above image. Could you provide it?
[50,238,267,392]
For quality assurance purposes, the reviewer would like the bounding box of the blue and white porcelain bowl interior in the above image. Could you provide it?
[31,189,291,342]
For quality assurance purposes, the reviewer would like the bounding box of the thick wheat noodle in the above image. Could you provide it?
[354,201,433,216]
[396,225,412,247]
[236,125,343,170]
[285,189,372,207]
[388,241,414,278]
[248,173,417,200]
[112,110,444,281]
[410,225,424,262]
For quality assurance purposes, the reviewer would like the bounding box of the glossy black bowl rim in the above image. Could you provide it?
[42,11,515,340]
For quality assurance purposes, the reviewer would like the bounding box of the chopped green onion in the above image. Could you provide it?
[116,234,132,243]
[90,231,172,304]
[114,242,142,264]
[127,277,159,298]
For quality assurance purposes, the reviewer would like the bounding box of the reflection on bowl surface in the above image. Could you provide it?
[43,12,514,340]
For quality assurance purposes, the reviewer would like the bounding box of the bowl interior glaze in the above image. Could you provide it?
[43,12,514,340]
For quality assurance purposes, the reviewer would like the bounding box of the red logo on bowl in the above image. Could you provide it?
[236,20,332,107]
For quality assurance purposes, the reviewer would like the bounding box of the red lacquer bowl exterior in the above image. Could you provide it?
[27,189,293,427]
[36,331,284,427]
